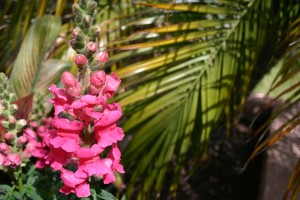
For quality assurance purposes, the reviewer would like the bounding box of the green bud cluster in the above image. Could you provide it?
[30,93,46,123]
[71,0,101,58]
[0,73,26,139]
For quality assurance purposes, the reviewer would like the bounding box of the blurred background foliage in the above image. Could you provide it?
[1,0,300,199]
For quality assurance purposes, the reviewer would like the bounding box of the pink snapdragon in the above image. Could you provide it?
[46,67,125,197]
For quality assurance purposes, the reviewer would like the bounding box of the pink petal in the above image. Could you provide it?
[75,182,91,198]
[61,169,86,188]
[103,172,115,184]
[61,138,80,152]
[75,144,103,158]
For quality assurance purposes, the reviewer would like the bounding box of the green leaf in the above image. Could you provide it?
[9,15,62,99]
[97,189,118,200]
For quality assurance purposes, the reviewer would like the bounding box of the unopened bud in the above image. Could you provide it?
[9,104,18,114]
[0,143,10,154]
[17,135,27,145]
[88,26,101,39]
[4,132,14,140]
[83,15,93,29]
[96,51,109,63]
[73,4,84,18]
[62,72,78,87]
[87,42,97,54]
[90,71,106,87]
[72,27,85,41]
[70,39,75,50]
[1,121,9,129]
[79,0,88,8]
[75,54,88,68]
[86,1,97,15]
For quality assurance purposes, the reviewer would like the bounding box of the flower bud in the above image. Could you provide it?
[87,42,97,54]
[62,72,78,87]
[86,1,97,15]
[0,143,10,154]
[4,132,14,140]
[75,54,88,68]
[17,135,27,145]
[90,71,106,87]
[70,39,75,50]
[74,16,82,25]
[96,51,109,63]
[73,40,85,50]
[9,104,18,114]
[73,4,84,18]
[88,25,101,38]
[1,120,9,129]
[79,0,88,8]
[61,72,81,98]
[83,15,93,29]
[72,27,85,41]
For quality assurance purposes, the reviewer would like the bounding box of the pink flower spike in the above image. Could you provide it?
[75,54,88,68]
[96,51,109,63]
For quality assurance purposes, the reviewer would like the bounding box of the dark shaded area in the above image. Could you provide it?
[172,95,274,200]
[175,129,265,200]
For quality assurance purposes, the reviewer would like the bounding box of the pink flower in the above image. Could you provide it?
[70,95,106,124]
[102,145,124,184]
[95,51,108,63]
[62,72,81,98]
[49,118,84,153]
[44,146,70,170]
[48,84,73,116]
[102,73,121,99]
[3,153,21,168]
[60,169,91,198]
[94,103,122,128]
[94,124,124,148]
[74,145,110,177]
